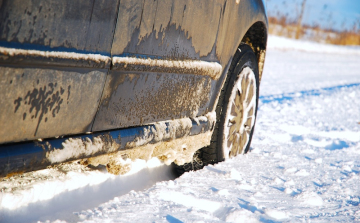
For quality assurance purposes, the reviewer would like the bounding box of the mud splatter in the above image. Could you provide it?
[13,83,71,136]
[13,97,22,112]
[67,85,71,103]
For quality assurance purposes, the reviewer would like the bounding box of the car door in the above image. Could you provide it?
[0,0,119,143]
[92,0,225,131]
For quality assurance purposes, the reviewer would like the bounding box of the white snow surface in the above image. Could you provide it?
[1,36,360,223]
[267,35,360,56]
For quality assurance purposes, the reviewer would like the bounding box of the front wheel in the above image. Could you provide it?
[206,43,260,163]
[175,44,260,174]
[220,65,258,158]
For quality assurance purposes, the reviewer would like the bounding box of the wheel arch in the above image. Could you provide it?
[207,20,268,125]
[240,21,268,82]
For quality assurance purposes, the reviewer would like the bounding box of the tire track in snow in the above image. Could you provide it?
[259,83,360,105]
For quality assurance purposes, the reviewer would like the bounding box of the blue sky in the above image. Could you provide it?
[265,0,360,31]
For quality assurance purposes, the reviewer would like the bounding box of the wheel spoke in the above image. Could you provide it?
[224,67,257,158]
[230,101,237,117]
[239,132,248,153]
[241,75,248,102]
[235,89,242,109]
[245,107,254,127]
[246,81,254,105]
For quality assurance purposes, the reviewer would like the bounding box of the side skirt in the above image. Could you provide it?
[0,113,215,178]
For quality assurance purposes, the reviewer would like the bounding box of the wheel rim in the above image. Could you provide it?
[223,67,257,158]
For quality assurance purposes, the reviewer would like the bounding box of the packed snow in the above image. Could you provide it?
[267,35,360,56]
[1,35,360,222]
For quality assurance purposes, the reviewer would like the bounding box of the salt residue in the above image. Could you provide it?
[0,46,111,64]
[116,113,215,166]
[85,132,212,174]
[112,56,223,80]
[126,117,193,148]
[46,136,118,164]
[46,112,215,174]
[206,111,217,124]
[101,113,215,172]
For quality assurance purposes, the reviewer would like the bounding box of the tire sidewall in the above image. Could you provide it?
[217,45,260,161]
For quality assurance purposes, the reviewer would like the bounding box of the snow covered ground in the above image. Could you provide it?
[1,35,360,222]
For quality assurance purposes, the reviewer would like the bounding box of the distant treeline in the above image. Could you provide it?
[268,16,360,45]
[267,0,360,46]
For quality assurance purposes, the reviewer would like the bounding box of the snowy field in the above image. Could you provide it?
[1,35,360,223]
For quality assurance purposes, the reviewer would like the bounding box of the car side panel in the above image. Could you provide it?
[0,0,267,143]
[92,0,267,131]
[0,66,107,143]
[92,0,222,131]
[92,71,215,131]
[110,0,222,59]
[0,0,119,54]
[0,0,120,143]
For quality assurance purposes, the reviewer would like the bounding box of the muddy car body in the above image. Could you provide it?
[0,0,268,177]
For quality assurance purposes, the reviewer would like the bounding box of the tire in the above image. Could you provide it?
[175,43,260,175]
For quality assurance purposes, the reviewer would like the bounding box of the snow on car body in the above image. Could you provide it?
[0,0,268,177]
